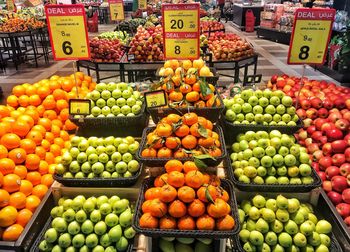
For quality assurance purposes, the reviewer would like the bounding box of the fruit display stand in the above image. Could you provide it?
[230,189,350,251]
[256,27,291,45]
[0,191,52,251]
[0,28,51,70]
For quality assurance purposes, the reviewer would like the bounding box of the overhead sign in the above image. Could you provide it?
[288,8,336,65]
[138,0,147,10]
[45,5,90,60]
[162,3,200,60]
[109,0,124,21]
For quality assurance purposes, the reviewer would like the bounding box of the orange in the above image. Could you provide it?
[156,123,173,137]
[207,198,229,218]
[36,86,51,99]
[52,119,63,129]
[48,164,56,175]
[17,115,34,128]
[9,192,26,209]
[156,147,172,158]
[31,125,46,136]
[0,122,11,138]
[0,171,2,186]
[141,148,157,158]
[168,200,187,218]
[149,199,167,218]
[183,112,198,126]
[177,215,196,230]
[44,132,55,144]
[188,199,206,217]
[0,189,10,207]
[0,158,16,175]
[7,95,19,108]
[8,148,27,165]
[50,144,61,157]
[167,171,185,188]
[165,160,183,173]
[52,89,67,101]
[181,135,197,149]
[139,213,158,229]
[25,154,41,171]
[29,95,41,106]
[48,80,61,91]
[1,133,21,150]
[35,146,46,159]
[45,152,55,164]
[168,91,183,102]
[174,124,190,138]
[20,139,36,154]
[38,118,52,131]
[216,215,235,230]
[25,86,36,96]
[43,110,58,121]
[196,214,215,230]
[159,216,177,229]
[12,86,26,97]
[52,126,61,139]
[179,84,192,94]
[13,165,27,179]
[38,160,48,175]
[36,105,45,117]
[12,121,30,138]
[59,108,69,122]
[177,186,196,203]
[18,95,30,107]
[19,180,33,196]
[2,224,24,241]
[160,184,177,203]
[41,139,51,151]
[32,184,48,200]
[183,161,198,173]
[185,170,204,189]
[186,91,200,103]
[26,171,41,186]
[59,131,70,141]
[25,195,40,213]
[42,98,56,110]
[144,188,161,201]
[64,119,77,131]
[0,145,8,159]
[41,174,53,187]
[26,130,43,146]
[165,136,181,150]
[16,209,33,227]
[0,206,18,228]
[3,174,21,193]
[0,105,10,118]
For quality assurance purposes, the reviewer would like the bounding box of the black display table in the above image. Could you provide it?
[232,4,264,30]
[256,27,291,45]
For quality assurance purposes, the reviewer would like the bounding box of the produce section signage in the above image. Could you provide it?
[69,99,91,115]
[288,8,336,65]
[109,0,124,21]
[162,3,200,60]
[138,0,147,10]
[145,90,167,108]
[45,5,90,60]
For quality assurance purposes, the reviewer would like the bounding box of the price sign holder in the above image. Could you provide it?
[45,4,90,61]
[109,0,124,21]
[138,0,147,10]
[7,0,15,12]
[287,8,336,65]
[243,74,262,86]
[69,99,91,115]
[162,3,200,60]
[145,90,167,108]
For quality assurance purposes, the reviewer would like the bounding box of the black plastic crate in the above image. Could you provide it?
[151,237,222,252]
[136,125,227,167]
[132,178,240,238]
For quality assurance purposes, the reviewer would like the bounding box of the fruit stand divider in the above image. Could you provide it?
[230,188,350,251]
[0,28,51,70]
[29,185,140,252]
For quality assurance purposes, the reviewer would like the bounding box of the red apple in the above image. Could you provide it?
[340,163,350,177]
[335,119,349,131]
[322,143,333,156]
[345,147,350,162]
[319,156,333,170]
[314,118,328,131]
[312,162,320,171]
[318,136,328,145]
[332,175,348,192]
[331,140,348,153]
[306,108,318,119]
[297,109,306,119]
[336,203,350,218]
[344,216,350,226]
[317,171,326,181]
[323,180,333,192]
[328,191,343,205]
[303,118,313,128]
[343,189,350,204]
[300,99,311,110]
[321,122,335,133]
[307,143,320,154]
[313,150,324,161]
[326,128,343,141]
[298,130,308,140]
[323,99,333,109]
[307,125,317,135]
[311,97,323,109]
[328,111,343,123]
[326,166,340,179]
[332,154,346,167]
[317,108,329,118]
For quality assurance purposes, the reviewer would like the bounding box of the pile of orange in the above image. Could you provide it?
[141,112,222,158]
[0,72,96,241]
[157,59,221,108]
[139,160,235,231]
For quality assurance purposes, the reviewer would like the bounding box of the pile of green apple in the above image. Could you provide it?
[55,136,140,179]
[159,237,214,252]
[38,195,135,252]
[231,130,315,185]
[224,89,299,125]
[238,194,333,251]
[85,82,143,117]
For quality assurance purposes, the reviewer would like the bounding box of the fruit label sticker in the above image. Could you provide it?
[69,99,91,115]
[144,90,167,108]
[288,8,335,65]
[45,5,90,60]
[109,0,124,21]
[6,0,15,12]
[162,3,200,60]
[138,0,147,10]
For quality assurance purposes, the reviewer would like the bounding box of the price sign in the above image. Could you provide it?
[45,5,90,60]
[69,99,91,115]
[138,0,147,10]
[49,0,57,4]
[145,90,167,108]
[288,8,335,65]
[162,3,200,60]
[109,0,124,21]
[6,0,15,12]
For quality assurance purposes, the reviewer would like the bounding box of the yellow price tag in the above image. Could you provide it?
[45,5,90,60]
[145,90,167,108]
[109,0,124,21]
[163,10,198,33]
[164,37,199,59]
[69,99,91,115]
[7,0,15,12]
[49,0,57,4]
[138,0,147,10]
[288,8,335,65]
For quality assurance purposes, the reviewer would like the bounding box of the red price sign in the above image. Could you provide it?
[45,5,90,60]
[162,3,200,60]
[288,8,336,65]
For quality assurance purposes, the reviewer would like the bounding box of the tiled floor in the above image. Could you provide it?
[0,21,340,104]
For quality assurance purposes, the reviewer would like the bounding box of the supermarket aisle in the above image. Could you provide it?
[0,22,340,104]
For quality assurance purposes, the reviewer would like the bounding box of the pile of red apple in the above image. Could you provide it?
[89,37,125,62]
[200,20,225,34]
[269,75,350,226]
[128,25,164,62]
[207,32,254,61]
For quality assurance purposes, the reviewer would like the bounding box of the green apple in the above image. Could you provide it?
[249,230,264,246]
[109,224,122,242]
[96,98,106,108]
[278,232,292,248]
[119,208,132,227]
[85,233,99,248]
[239,229,251,243]
[300,220,315,236]
[315,220,332,234]
[94,221,107,235]
[75,209,87,223]
[58,233,71,248]
[255,218,269,234]
[265,231,278,246]
[101,106,111,116]
[81,220,94,234]
[112,89,122,99]
[72,233,85,248]
[252,195,266,208]
[44,227,58,243]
